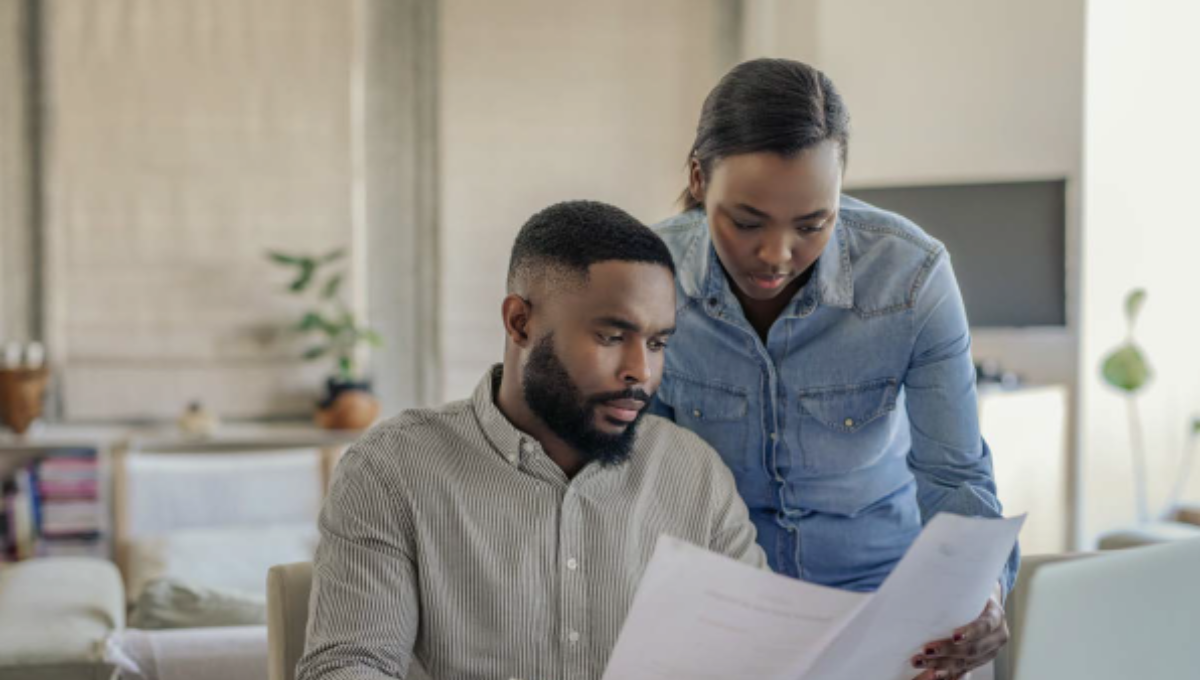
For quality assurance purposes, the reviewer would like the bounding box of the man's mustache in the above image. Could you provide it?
[587,387,653,406]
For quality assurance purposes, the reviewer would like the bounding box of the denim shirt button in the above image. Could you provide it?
[692,409,702,419]
[844,417,855,427]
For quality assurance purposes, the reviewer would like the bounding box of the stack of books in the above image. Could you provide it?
[2,447,106,561]
[1,465,37,561]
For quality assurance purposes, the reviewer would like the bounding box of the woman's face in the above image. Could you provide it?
[691,141,842,303]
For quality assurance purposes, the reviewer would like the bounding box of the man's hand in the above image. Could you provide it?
[910,582,1008,680]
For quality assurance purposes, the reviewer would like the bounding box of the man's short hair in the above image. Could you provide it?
[506,200,676,294]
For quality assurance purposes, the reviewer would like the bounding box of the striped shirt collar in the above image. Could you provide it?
[471,364,630,488]
[472,363,529,468]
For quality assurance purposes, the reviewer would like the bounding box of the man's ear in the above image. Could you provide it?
[688,157,706,207]
[501,293,533,347]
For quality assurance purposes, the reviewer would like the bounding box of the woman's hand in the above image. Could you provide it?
[910,582,1008,679]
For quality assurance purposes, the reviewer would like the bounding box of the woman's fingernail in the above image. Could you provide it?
[913,658,924,668]
[953,632,966,643]
[925,646,936,655]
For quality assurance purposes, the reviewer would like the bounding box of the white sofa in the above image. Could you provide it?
[0,556,270,680]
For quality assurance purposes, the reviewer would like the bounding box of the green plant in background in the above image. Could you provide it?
[1101,289,1152,522]
[267,248,382,385]
[1100,289,1200,522]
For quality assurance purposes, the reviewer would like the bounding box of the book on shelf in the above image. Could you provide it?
[1,446,106,561]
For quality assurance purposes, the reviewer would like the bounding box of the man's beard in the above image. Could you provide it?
[522,333,650,467]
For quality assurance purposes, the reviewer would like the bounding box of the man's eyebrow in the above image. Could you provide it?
[594,316,641,332]
[594,317,676,336]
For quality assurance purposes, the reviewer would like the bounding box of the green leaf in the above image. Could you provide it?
[302,345,329,361]
[321,274,343,300]
[296,312,331,333]
[289,260,316,292]
[1125,288,1147,324]
[1101,343,1152,392]
[321,248,346,264]
[267,250,303,266]
[361,329,383,347]
[1191,416,1200,436]
[337,355,354,382]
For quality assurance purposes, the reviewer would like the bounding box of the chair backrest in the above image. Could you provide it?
[266,561,433,680]
[267,562,313,680]
[114,446,327,599]
[118,447,325,539]
[1013,537,1200,680]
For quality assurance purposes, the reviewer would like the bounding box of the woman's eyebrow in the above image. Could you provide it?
[733,203,830,222]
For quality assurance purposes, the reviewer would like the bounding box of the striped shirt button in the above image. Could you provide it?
[568,630,580,643]
[566,557,579,570]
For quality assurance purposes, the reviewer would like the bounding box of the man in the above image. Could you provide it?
[297,201,766,680]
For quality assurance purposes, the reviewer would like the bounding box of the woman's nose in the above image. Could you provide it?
[757,231,792,267]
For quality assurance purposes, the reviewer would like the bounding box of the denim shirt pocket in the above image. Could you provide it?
[658,370,752,471]
[795,377,899,474]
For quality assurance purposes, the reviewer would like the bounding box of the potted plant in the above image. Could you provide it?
[268,248,382,430]
[1100,288,1200,523]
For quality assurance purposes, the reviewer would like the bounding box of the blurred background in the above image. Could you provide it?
[1,0,1199,560]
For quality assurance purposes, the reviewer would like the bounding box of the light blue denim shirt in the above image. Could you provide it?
[650,198,1018,594]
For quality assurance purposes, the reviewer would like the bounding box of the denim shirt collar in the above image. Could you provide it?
[678,210,854,316]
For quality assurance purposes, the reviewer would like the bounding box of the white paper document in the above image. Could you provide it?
[602,514,1024,680]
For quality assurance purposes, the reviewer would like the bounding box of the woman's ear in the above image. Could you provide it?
[688,157,707,208]
[501,293,533,347]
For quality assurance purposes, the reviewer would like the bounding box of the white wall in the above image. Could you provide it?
[0,0,31,345]
[752,0,1087,388]
[43,0,357,419]
[1078,0,1200,542]
[815,0,1084,188]
[439,0,738,398]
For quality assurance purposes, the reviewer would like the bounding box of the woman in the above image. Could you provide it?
[651,58,1016,679]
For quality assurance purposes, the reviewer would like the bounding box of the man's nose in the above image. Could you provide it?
[619,342,651,386]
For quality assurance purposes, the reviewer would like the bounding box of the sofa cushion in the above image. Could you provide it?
[106,626,267,680]
[0,557,124,680]
[125,523,319,602]
[130,578,266,630]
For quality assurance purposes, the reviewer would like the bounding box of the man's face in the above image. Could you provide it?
[521,261,676,466]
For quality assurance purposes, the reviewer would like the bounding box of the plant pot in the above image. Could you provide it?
[0,366,50,435]
[314,378,379,431]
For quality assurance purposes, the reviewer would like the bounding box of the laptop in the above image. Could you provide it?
[1012,536,1200,679]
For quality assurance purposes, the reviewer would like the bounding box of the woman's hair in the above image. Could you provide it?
[681,58,850,211]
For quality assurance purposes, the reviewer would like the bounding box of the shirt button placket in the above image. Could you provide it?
[560,487,586,678]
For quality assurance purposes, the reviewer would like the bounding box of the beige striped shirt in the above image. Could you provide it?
[297,366,766,680]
